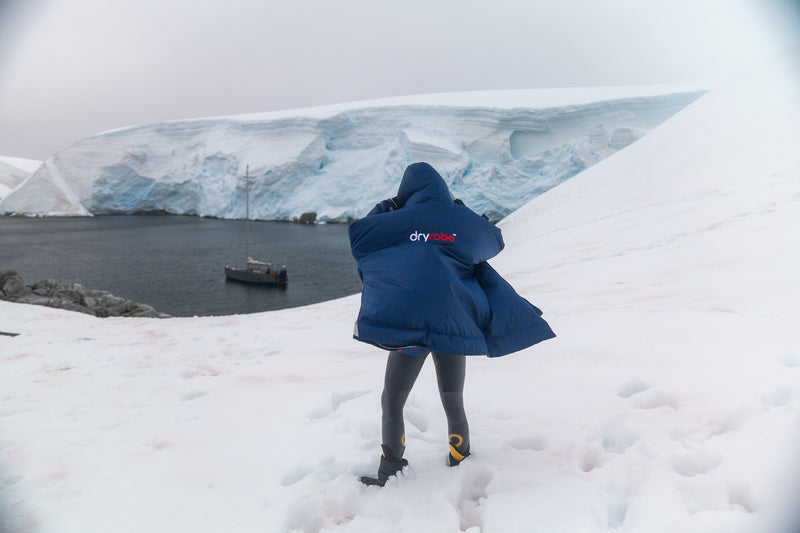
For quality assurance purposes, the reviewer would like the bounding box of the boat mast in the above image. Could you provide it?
[245,165,250,263]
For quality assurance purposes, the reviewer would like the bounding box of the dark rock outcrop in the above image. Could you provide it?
[0,270,169,318]
[296,212,317,224]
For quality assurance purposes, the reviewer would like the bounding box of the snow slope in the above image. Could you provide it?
[0,87,703,222]
[0,156,40,201]
[1,53,799,532]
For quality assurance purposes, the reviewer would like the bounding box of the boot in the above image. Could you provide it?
[448,434,470,466]
[360,445,408,487]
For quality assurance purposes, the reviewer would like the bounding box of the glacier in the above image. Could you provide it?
[0,87,704,222]
[0,156,40,201]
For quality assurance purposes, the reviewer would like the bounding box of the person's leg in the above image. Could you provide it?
[381,350,427,459]
[361,350,427,486]
[431,352,470,465]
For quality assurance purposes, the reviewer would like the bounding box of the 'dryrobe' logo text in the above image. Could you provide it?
[410,231,456,243]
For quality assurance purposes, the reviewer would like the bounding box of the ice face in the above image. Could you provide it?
[0,89,704,221]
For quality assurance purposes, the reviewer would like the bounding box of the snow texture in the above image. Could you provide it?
[1,52,799,532]
[0,87,704,222]
[0,156,40,202]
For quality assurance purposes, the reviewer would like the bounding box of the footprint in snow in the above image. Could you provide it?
[632,390,680,410]
[604,497,629,529]
[331,390,370,410]
[617,377,649,398]
[457,464,494,532]
[280,466,313,486]
[284,483,357,532]
[762,387,793,407]
[307,390,370,420]
[181,390,209,401]
[705,412,744,437]
[617,376,678,409]
[577,445,608,473]
[727,482,759,513]
[601,425,639,453]
[668,449,721,477]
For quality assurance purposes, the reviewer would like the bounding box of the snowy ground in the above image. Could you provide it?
[2,51,799,533]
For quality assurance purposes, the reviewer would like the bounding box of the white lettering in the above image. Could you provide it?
[409,230,456,243]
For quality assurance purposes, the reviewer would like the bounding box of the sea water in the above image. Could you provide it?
[0,215,361,316]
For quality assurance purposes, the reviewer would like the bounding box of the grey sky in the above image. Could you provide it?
[1,0,798,160]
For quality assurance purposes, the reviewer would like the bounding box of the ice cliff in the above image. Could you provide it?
[0,87,704,222]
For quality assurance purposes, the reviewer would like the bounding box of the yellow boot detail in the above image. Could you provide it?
[449,434,466,462]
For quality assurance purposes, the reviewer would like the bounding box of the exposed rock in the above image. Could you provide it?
[0,270,169,318]
[1,270,27,298]
[296,212,317,224]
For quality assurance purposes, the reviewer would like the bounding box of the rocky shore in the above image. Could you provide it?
[0,270,169,318]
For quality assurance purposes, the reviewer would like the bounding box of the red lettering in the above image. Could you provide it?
[408,231,457,243]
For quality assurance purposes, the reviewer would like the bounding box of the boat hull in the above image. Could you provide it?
[224,266,288,285]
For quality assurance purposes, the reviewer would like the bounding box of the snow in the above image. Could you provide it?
[2,51,800,532]
[0,156,40,201]
[0,86,704,222]
[0,156,41,174]
[168,85,712,123]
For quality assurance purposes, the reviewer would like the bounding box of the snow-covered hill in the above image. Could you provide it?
[1,51,798,532]
[0,156,40,201]
[0,87,703,221]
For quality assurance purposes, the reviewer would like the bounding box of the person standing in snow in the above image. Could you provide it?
[349,162,555,487]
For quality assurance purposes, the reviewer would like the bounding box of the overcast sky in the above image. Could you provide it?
[1,0,798,160]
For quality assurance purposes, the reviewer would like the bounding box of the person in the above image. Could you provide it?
[348,162,555,487]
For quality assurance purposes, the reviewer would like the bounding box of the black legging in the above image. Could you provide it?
[380,350,469,459]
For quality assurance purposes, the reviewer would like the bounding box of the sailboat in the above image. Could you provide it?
[224,166,288,285]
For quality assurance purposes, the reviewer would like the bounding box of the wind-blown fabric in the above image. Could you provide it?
[349,162,555,357]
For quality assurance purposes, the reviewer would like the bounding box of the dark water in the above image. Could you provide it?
[0,215,362,316]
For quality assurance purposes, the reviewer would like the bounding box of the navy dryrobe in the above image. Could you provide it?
[349,162,555,357]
